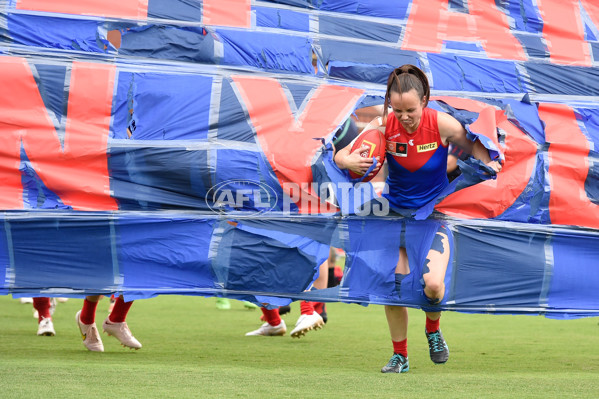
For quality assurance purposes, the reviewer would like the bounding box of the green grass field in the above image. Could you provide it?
[1,295,598,398]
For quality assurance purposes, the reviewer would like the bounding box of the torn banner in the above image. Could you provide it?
[1,0,599,319]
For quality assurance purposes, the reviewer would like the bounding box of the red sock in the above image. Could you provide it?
[425,316,440,333]
[300,300,315,315]
[80,298,98,324]
[313,302,324,315]
[109,296,133,323]
[392,339,408,357]
[33,297,51,322]
[261,307,281,326]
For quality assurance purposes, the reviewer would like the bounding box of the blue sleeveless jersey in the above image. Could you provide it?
[383,108,449,209]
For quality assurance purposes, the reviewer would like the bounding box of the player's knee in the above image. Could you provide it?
[423,280,444,298]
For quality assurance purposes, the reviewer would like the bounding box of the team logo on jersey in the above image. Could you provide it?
[417,142,438,152]
[386,141,408,157]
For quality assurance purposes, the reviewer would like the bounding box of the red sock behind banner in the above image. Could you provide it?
[80,298,98,324]
[300,300,316,315]
[33,297,51,322]
[261,307,281,326]
[109,296,133,323]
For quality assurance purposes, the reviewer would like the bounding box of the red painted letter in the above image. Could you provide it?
[581,0,599,31]
[432,97,538,219]
[0,58,117,210]
[16,0,148,20]
[16,0,252,27]
[536,0,591,66]
[402,0,526,61]
[539,103,599,228]
[232,76,364,213]
[203,0,251,28]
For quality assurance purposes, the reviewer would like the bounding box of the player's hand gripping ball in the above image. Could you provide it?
[348,129,386,182]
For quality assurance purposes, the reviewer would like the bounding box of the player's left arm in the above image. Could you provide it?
[438,112,502,174]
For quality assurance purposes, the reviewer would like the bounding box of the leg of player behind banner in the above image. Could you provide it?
[248,119,358,337]
[245,306,287,336]
[245,257,330,338]
[288,253,332,338]
[33,297,56,336]
[75,295,141,352]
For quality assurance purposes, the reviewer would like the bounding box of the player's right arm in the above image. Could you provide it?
[334,144,376,175]
[334,116,383,176]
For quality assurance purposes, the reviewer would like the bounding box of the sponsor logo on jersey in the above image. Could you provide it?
[386,141,408,157]
[417,142,438,152]
[387,131,402,141]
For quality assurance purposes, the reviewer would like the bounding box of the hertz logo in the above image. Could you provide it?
[417,142,438,152]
